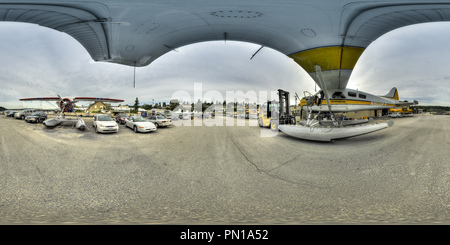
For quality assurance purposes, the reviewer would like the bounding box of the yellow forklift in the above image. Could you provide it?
[258,89,295,131]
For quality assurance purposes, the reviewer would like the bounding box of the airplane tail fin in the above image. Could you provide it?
[383,87,399,100]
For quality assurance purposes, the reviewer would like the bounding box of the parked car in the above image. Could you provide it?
[25,111,47,123]
[388,112,402,118]
[125,115,156,133]
[14,109,36,119]
[182,112,191,120]
[6,110,18,117]
[93,114,119,133]
[147,115,172,128]
[115,113,129,124]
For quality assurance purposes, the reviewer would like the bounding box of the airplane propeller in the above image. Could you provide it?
[56,95,75,112]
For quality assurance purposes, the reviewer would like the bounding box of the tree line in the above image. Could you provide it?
[413,105,450,112]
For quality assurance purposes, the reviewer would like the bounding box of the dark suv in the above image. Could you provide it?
[25,111,47,123]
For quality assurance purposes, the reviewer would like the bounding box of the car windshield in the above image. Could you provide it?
[133,117,148,122]
[98,115,113,121]
[157,116,166,119]
[31,112,40,116]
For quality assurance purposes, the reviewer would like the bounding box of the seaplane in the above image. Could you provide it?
[19,96,124,129]
[278,65,403,141]
[275,64,420,141]
[389,100,419,117]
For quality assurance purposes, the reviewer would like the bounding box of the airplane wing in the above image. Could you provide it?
[74,97,124,103]
[20,97,123,102]
[3,1,450,90]
[19,97,61,101]
[396,100,419,107]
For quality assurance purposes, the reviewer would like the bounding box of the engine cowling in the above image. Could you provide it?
[59,98,74,112]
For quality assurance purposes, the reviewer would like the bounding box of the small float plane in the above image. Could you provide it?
[390,100,419,117]
[19,96,124,129]
[278,65,400,141]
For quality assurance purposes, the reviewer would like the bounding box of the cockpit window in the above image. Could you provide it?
[332,92,346,99]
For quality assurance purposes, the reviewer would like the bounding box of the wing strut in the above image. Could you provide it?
[314,65,338,126]
[250,46,264,60]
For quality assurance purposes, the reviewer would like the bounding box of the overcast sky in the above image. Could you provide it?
[1,21,450,110]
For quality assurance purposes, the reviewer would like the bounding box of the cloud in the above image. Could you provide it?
[0,22,317,109]
[349,22,450,105]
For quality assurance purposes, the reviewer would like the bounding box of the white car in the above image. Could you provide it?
[147,115,173,128]
[125,115,157,133]
[93,114,119,133]
[388,112,402,118]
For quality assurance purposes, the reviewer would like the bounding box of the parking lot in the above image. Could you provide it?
[1,113,450,224]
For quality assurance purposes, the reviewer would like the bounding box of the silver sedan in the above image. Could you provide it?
[147,115,173,128]
[125,115,157,133]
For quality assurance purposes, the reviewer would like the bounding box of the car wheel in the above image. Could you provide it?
[133,126,138,133]
[95,126,99,133]
[155,123,159,128]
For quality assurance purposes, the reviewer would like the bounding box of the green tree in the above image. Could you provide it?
[169,102,179,111]
[142,104,153,110]
[134,97,139,112]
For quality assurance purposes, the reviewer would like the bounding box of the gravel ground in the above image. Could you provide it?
[1,113,449,224]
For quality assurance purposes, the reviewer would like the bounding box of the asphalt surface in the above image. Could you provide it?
[1,114,449,224]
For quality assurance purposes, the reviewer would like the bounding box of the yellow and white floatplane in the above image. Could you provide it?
[278,65,399,141]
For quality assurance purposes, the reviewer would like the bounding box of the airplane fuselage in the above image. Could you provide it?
[301,88,398,113]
